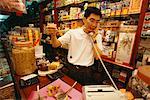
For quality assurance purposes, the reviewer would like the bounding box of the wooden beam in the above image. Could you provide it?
[131,0,149,67]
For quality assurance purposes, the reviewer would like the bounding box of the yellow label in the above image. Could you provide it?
[111,11,115,16]
[116,10,121,16]
[121,8,128,15]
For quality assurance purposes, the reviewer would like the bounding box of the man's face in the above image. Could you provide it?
[83,13,100,33]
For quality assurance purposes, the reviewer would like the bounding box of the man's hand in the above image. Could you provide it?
[90,30,98,42]
[46,24,58,36]
[45,23,61,48]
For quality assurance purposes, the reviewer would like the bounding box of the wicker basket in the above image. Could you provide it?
[12,47,36,75]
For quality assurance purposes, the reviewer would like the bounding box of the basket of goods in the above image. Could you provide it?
[128,66,150,99]
[12,47,36,75]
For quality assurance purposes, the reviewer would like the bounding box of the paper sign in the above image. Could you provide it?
[129,0,143,14]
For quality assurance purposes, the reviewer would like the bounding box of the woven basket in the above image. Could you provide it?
[12,47,36,75]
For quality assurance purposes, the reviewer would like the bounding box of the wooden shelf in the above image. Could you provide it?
[101,56,134,70]
[58,18,82,23]
[56,1,86,9]
[56,0,101,10]
[102,13,140,21]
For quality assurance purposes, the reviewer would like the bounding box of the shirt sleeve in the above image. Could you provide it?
[58,30,71,45]
[96,33,104,51]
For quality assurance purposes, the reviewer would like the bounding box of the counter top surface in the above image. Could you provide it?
[14,74,82,99]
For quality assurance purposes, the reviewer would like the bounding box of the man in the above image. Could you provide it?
[47,7,103,85]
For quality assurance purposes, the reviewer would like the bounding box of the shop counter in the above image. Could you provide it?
[14,75,82,99]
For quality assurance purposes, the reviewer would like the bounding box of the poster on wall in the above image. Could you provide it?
[0,0,26,13]
[128,0,143,14]
[115,32,135,64]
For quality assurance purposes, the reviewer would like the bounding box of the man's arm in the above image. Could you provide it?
[46,25,62,48]
[51,34,62,48]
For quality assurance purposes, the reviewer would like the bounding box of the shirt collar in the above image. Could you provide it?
[81,26,88,36]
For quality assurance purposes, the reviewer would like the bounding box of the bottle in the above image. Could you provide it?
[84,3,88,11]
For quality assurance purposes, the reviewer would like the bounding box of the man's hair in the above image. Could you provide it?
[84,7,102,18]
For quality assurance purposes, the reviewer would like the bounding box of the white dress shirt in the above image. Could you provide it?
[58,27,103,66]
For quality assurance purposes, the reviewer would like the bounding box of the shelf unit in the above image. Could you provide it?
[0,40,19,99]
[53,0,102,27]
[131,0,149,66]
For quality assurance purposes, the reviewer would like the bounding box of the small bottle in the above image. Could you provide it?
[84,3,88,11]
